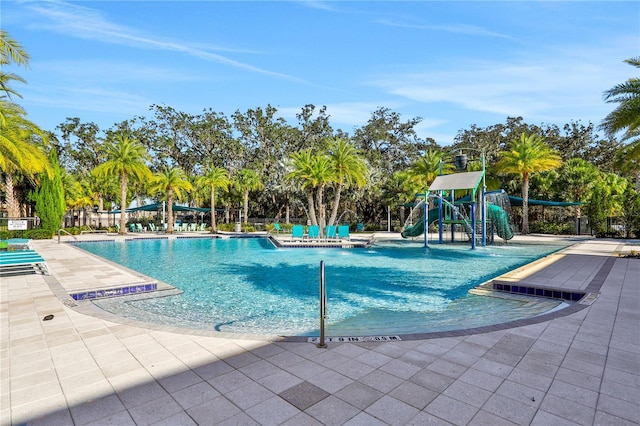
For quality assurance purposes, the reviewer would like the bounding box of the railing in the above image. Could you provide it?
[317,260,327,349]
[57,229,78,243]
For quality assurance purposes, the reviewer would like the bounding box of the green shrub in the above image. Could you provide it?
[0,230,14,240]
[24,229,54,239]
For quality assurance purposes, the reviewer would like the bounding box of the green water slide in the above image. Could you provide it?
[487,204,514,240]
[401,207,440,238]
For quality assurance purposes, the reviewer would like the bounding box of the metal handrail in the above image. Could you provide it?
[317,260,327,348]
[57,229,78,243]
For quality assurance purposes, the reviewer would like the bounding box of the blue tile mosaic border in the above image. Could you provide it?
[70,282,157,300]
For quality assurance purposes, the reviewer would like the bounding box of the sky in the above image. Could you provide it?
[3,0,639,145]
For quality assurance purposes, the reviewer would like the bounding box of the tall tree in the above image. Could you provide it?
[557,158,599,231]
[149,166,192,233]
[199,165,230,232]
[93,133,151,234]
[496,133,562,234]
[32,150,65,235]
[326,137,367,226]
[0,29,29,100]
[234,168,264,224]
[601,57,640,190]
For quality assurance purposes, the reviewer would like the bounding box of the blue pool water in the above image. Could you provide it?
[77,237,573,336]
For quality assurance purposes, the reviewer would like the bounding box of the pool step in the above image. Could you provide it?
[472,280,586,302]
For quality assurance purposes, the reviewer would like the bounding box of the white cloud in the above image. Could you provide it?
[27,0,306,83]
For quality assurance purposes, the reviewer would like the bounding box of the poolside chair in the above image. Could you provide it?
[307,225,320,241]
[338,225,350,241]
[135,223,145,232]
[291,225,304,241]
[0,250,49,275]
[272,223,282,235]
[128,223,137,233]
[189,223,197,232]
[148,223,156,232]
[325,225,337,240]
[199,223,207,232]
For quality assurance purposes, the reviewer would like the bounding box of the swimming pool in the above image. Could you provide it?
[76,236,574,337]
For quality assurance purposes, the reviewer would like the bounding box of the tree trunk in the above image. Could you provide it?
[167,190,174,233]
[119,172,128,235]
[243,190,249,224]
[210,187,217,233]
[522,173,529,235]
[316,184,326,234]
[307,190,318,226]
[328,183,343,227]
[2,175,20,218]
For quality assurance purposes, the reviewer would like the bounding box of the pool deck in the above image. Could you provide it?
[1,234,638,425]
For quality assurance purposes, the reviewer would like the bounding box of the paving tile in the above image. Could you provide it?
[457,368,504,392]
[468,410,519,426]
[593,410,639,426]
[257,369,303,393]
[332,358,375,380]
[389,381,438,410]
[245,395,300,425]
[186,395,242,426]
[410,369,455,393]
[442,380,492,408]
[548,379,598,408]
[425,394,478,426]
[128,394,184,426]
[171,381,221,410]
[279,381,330,411]
[530,409,582,426]
[539,394,595,425]
[379,358,422,380]
[343,411,388,426]
[284,359,328,380]
[427,358,468,379]
[148,410,197,426]
[280,411,324,426]
[334,382,383,410]
[596,393,640,424]
[358,369,405,393]
[117,381,169,409]
[68,394,126,425]
[355,350,394,368]
[158,369,202,393]
[482,393,538,425]
[238,359,281,380]
[306,370,353,393]
[364,395,420,426]
[225,381,275,410]
[207,370,253,394]
[84,410,137,425]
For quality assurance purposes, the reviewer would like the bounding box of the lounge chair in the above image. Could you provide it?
[272,223,282,235]
[291,225,304,241]
[148,223,156,232]
[338,225,350,241]
[128,223,137,233]
[199,223,207,231]
[307,225,320,241]
[135,223,145,232]
[325,225,337,240]
[0,250,49,275]
[189,223,197,232]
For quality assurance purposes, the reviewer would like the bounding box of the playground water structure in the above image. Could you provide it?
[401,190,514,242]
[76,236,574,337]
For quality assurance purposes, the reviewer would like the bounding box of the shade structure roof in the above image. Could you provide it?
[508,196,582,207]
[112,202,215,213]
[428,171,484,192]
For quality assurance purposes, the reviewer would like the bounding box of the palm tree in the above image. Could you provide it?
[407,149,454,189]
[286,150,319,226]
[235,168,263,224]
[1,29,29,100]
[601,57,640,142]
[326,137,367,226]
[558,158,599,231]
[149,166,193,234]
[496,133,561,234]
[93,133,151,235]
[601,57,640,190]
[199,165,230,232]
[1,101,52,217]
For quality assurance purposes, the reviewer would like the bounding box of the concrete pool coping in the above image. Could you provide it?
[2,234,638,425]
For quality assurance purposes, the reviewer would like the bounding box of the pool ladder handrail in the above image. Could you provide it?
[57,229,78,243]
